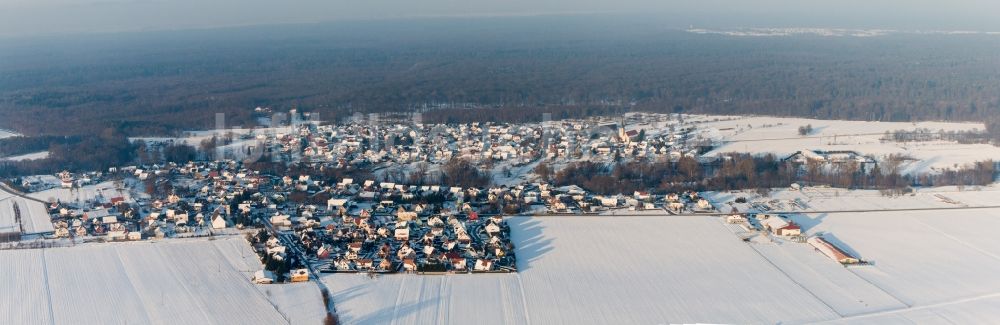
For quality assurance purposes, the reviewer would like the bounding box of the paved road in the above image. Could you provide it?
[261,217,338,317]
[0,182,49,204]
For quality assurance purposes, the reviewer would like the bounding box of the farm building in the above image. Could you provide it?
[726,214,747,224]
[760,216,801,236]
[807,237,860,264]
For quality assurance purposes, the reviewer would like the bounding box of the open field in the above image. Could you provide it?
[705,185,1000,213]
[325,191,1000,324]
[786,208,1000,307]
[325,216,844,324]
[695,116,1000,175]
[710,185,1000,322]
[0,237,304,325]
[0,129,18,140]
[28,181,130,204]
[0,151,50,161]
[324,273,528,325]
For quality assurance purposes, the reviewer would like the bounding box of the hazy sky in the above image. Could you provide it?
[2,0,999,38]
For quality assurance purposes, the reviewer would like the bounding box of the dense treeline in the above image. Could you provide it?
[552,156,791,194]
[162,143,198,164]
[551,155,998,195]
[440,159,492,189]
[3,18,1000,137]
[0,135,80,157]
[422,106,629,124]
[988,119,1000,144]
[0,128,136,176]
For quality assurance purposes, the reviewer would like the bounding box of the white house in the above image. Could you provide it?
[271,215,292,227]
[726,214,747,224]
[252,270,275,284]
[474,259,493,271]
[212,215,227,229]
[451,258,467,270]
[327,198,349,209]
[394,228,410,241]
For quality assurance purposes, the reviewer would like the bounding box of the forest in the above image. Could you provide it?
[3,17,1000,182]
[3,17,1000,139]
[0,128,136,176]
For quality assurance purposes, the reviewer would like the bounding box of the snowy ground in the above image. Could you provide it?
[0,129,18,140]
[28,181,130,204]
[0,195,54,235]
[0,237,302,325]
[821,295,1000,324]
[325,189,1000,324]
[781,206,1000,324]
[0,151,49,161]
[325,216,844,324]
[694,116,1000,175]
[705,184,1000,213]
[131,126,296,147]
[708,185,1000,323]
[324,274,529,325]
[258,283,329,325]
[786,208,1000,307]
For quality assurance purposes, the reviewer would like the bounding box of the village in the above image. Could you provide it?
[1,161,726,268]
[0,111,956,286]
[1,160,865,288]
[3,112,996,325]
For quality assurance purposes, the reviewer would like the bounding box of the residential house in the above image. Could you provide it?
[290,269,310,282]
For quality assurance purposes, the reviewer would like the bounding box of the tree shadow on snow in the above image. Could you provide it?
[818,232,864,260]
[331,282,369,305]
[345,296,442,325]
[788,213,827,232]
[506,217,553,272]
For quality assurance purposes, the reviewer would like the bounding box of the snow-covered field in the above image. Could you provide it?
[325,192,1000,325]
[259,283,329,325]
[747,241,907,315]
[0,195,54,235]
[327,217,845,324]
[708,185,1000,322]
[695,116,1000,174]
[0,151,48,161]
[705,185,1000,214]
[0,237,307,325]
[786,208,1000,307]
[324,273,529,324]
[131,126,297,147]
[822,295,1000,324]
[0,129,18,140]
[28,181,129,204]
